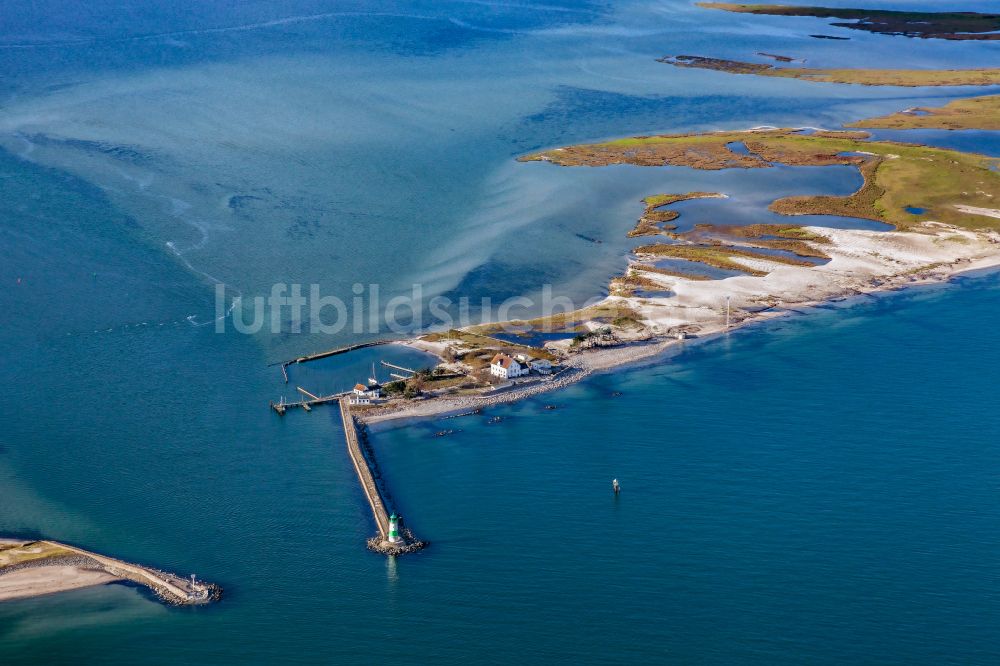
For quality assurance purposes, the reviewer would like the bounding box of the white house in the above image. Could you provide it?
[353,383,381,399]
[529,358,553,374]
[490,353,528,379]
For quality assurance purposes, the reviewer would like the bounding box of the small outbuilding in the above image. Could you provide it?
[529,358,553,374]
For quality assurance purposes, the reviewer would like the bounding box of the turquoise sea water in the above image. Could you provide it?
[2,1,1000,663]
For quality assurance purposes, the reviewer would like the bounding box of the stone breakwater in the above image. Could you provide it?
[0,554,101,576]
[367,529,427,556]
[341,399,427,555]
[357,424,426,548]
[97,561,222,606]
[0,540,222,605]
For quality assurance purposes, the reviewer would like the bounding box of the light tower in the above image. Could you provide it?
[388,513,403,544]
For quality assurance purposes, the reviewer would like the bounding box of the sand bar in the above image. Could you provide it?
[0,565,121,602]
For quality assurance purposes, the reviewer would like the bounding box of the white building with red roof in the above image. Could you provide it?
[351,383,381,404]
[490,353,528,379]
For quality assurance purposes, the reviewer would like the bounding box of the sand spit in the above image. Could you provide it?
[0,539,220,605]
[0,565,121,602]
[364,223,1000,429]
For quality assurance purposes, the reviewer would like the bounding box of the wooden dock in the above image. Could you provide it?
[270,387,346,415]
[379,360,415,375]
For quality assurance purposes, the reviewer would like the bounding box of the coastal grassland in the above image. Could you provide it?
[529,301,643,329]
[643,193,720,208]
[630,192,725,237]
[769,156,885,224]
[722,224,831,242]
[381,371,476,399]
[660,56,1000,87]
[420,329,559,361]
[519,131,776,169]
[758,52,796,63]
[471,302,646,339]
[846,95,1000,130]
[632,243,816,276]
[633,263,713,281]
[0,541,75,567]
[690,224,832,259]
[421,374,473,391]
[696,3,1000,41]
[523,129,1000,231]
[747,133,1000,229]
[611,271,672,296]
[522,129,860,169]
[739,237,829,258]
[811,130,871,140]
[421,329,493,347]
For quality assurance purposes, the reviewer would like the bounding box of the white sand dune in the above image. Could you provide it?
[955,205,1000,220]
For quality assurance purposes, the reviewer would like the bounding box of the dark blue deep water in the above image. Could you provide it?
[2,1,999,663]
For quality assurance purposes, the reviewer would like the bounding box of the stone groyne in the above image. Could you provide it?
[0,540,221,605]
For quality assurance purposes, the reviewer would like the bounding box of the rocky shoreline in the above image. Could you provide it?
[0,554,103,576]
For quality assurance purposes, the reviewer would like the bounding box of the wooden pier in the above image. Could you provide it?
[379,360,415,375]
[339,399,425,555]
[270,387,346,415]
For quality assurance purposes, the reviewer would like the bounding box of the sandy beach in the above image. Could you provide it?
[0,566,121,602]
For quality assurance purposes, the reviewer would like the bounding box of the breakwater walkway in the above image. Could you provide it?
[339,398,425,556]
[0,540,220,605]
[274,340,393,383]
[56,542,220,604]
